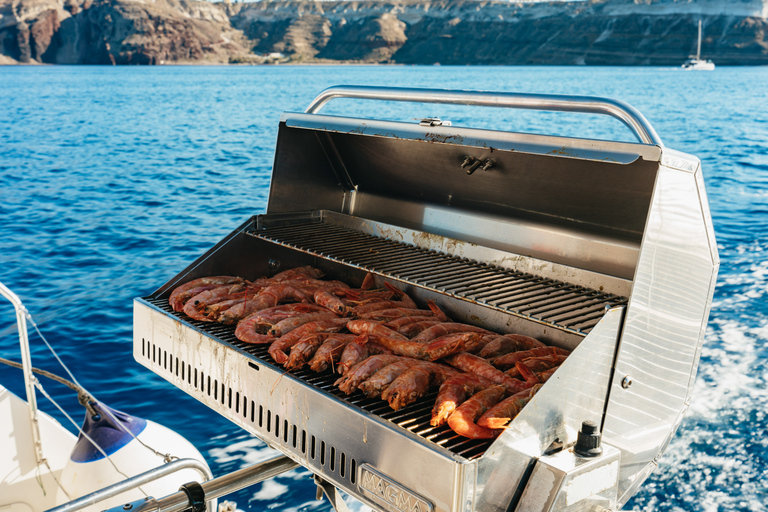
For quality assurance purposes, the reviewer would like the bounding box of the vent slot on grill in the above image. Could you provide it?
[141,332,363,487]
[247,217,627,336]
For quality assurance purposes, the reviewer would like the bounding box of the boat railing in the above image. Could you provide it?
[0,281,44,465]
[44,458,215,512]
[97,454,299,512]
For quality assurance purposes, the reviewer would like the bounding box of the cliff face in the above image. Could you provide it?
[0,0,252,64]
[1,0,767,65]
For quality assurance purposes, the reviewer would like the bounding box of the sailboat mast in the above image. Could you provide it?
[697,20,702,60]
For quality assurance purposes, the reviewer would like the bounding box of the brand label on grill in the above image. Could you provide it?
[357,464,433,512]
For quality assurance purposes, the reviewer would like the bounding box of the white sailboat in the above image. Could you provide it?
[682,20,715,70]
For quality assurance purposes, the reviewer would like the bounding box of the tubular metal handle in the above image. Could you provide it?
[305,85,664,147]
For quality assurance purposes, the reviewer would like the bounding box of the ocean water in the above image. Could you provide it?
[1,65,767,511]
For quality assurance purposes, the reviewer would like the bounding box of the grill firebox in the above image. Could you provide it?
[134,87,718,512]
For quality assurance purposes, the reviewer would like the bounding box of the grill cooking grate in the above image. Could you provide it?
[146,297,494,459]
[247,221,627,335]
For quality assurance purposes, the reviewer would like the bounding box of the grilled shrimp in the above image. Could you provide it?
[314,290,351,315]
[412,323,496,342]
[268,317,349,364]
[443,352,533,395]
[426,300,451,322]
[536,366,559,383]
[183,283,248,321]
[268,311,339,337]
[361,272,375,290]
[505,354,567,378]
[169,276,245,311]
[359,301,449,322]
[422,333,485,360]
[337,338,393,375]
[200,297,244,317]
[359,308,436,321]
[342,290,396,302]
[383,282,417,309]
[490,346,570,371]
[476,385,542,430]
[447,385,506,439]
[431,374,494,427]
[346,320,408,341]
[285,334,326,371]
[219,284,310,325]
[279,279,350,294]
[351,300,416,315]
[382,362,458,411]
[271,266,324,281]
[358,359,422,397]
[243,304,328,333]
[234,318,277,345]
[364,333,483,361]
[334,355,404,394]
[396,320,444,338]
[337,341,368,376]
[233,304,326,343]
[386,315,441,329]
[308,335,356,373]
[477,334,547,359]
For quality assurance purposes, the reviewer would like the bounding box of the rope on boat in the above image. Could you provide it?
[0,355,99,418]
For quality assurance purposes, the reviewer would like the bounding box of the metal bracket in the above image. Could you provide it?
[179,482,206,512]
[462,156,495,175]
[100,497,158,512]
[314,475,352,512]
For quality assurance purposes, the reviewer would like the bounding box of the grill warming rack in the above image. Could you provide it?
[246,211,627,339]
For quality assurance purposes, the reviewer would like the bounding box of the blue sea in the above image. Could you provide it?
[1,65,766,511]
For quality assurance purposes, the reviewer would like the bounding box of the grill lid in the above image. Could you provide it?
[267,87,664,280]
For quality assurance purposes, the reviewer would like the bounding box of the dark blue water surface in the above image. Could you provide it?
[1,66,767,511]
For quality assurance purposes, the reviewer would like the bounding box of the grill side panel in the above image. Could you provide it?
[603,159,720,506]
[473,306,623,512]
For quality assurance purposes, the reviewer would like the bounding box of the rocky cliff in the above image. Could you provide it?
[1,0,767,65]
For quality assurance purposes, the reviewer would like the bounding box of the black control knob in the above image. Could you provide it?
[574,420,603,458]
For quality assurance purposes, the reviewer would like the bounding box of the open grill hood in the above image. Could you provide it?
[133,87,718,512]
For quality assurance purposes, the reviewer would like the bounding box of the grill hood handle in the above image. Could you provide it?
[305,85,664,147]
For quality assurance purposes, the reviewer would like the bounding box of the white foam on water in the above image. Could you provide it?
[270,500,326,512]
[208,435,280,467]
[249,479,290,501]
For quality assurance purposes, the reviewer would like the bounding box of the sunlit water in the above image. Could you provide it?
[1,65,767,511]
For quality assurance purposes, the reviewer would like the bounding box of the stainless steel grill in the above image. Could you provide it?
[133,87,718,512]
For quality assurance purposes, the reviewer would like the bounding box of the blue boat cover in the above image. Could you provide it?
[70,402,148,462]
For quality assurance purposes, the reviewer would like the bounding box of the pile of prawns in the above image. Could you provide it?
[169,266,570,440]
